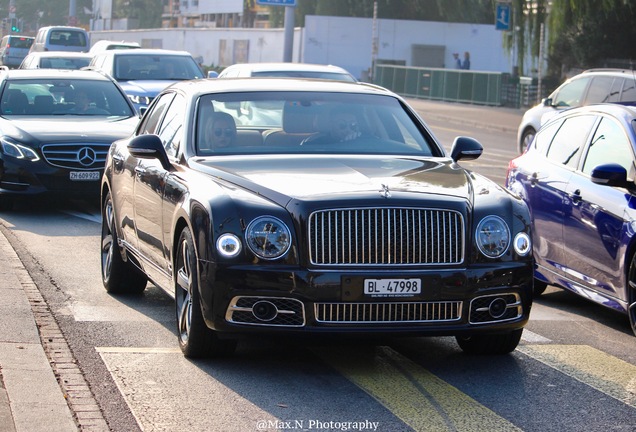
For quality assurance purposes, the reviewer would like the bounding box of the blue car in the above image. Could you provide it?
[506,103,636,336]
[87,48,205,113]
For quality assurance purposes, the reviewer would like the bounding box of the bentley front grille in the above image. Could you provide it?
[41,143,111,170]
[309,208,464,265]
[315,301,462,323]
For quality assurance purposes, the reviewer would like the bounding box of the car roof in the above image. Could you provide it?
[546,102,636,124]
[169,77,390,97]
[25,51,92,58]
[223,62,351,73]
[101,48,194,57]
[0,68,112,81]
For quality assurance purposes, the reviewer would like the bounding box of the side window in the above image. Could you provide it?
[620,78,636,102]
[531,120,562,155]
[546,114,597,169]
[583,116,634,176]
[584,76,616,104]
[552,77,590,107]
[138,93,176,135]
[156,94,186,159]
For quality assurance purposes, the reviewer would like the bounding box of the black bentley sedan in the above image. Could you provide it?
[101,78,534,357]
[0,68,139,209]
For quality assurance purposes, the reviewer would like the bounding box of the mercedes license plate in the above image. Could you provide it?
[70,171,100,181]
[364,278,421,297]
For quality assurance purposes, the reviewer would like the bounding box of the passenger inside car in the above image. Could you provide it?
[203,112,237,150]
[301,106,362,145]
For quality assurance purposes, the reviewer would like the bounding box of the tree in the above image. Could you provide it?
[548,0,636,75]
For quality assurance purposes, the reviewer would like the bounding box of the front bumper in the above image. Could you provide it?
[200,261,533,336]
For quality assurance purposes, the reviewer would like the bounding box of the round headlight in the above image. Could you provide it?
[476,216,510,258]
[216,233,242,258]
[513,232,531,256]
[245,216,291,260]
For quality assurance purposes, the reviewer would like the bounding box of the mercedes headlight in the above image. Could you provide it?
[0,138,39,161]
[476,216,510,258]
[246,216,291,260]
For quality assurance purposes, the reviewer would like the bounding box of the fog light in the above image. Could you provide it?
[489,297,508,319]
[216,233,241,258]
[252,300,278,322]
[513,232,531,256]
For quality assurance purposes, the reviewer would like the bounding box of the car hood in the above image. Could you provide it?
[193,155,476,203]
[118,80,178,96]
[2,117,138,144]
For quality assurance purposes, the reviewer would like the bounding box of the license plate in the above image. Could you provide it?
[364,278,421,297]
[70,171,100,181]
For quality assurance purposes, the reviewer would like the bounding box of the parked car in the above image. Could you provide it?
[0,69,139,209]
[217,62,357,81]
[87,48,205,113]
[30,26,90,53]
[0,35,34,68]
[19,51,93,70]
[100,77,534,358]
[517,69,636,154]
[506,103,636,335]
[89,40,140,53]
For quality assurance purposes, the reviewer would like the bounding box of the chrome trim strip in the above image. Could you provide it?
[314,301,463,323]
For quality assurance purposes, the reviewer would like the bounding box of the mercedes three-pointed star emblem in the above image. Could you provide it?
[77,147,97,167]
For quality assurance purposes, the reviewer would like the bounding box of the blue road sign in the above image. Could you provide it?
[495,3,511,31]
[256,0,297,5]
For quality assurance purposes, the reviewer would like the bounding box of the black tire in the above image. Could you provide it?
[627,255,636,336]
[0,196,14,211]
[175,227,236,358]
[519,128,535,154]
[101,191,147,294]
[456,328,523,355]
[534,279,548,297]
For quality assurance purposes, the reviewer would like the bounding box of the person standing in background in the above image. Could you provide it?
[453,53,461,69]
[461,51,471,70]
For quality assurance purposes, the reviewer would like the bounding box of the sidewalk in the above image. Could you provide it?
[0,225,109,432]
[0,227,78,431]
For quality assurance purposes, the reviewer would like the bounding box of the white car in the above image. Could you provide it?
[89,40,140,53]
[517,68,636,153]
[216,62,357,82]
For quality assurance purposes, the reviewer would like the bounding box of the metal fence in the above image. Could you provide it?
[373,64,543,108]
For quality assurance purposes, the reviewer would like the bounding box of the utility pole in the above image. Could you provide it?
[69,0,77,26]
[282,6,294,62]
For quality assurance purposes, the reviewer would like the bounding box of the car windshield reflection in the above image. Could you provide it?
[196,92,437,157]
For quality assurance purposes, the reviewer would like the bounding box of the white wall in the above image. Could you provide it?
[90,27,303,66]
[90,16,517,80]
[303,15,512,80]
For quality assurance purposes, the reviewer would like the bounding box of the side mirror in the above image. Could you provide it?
[591,163,629,188]
[450,136,483,162]
[207,71,219,78]
[127,134,171,171]
[543,97,553,107]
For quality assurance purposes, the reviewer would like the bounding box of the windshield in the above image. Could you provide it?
[115,54,203,81]
[0,79,135,117]
[195,91,439,157]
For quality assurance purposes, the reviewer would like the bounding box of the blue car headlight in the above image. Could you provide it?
[0,138,40,161]
[245,216,292,260]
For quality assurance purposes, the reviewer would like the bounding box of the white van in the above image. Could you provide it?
[30,26,90,53]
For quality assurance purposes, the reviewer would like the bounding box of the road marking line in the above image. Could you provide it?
[519,345,636,408]
[521,329,552,343]
[317,346,521,432]
[63,210,101,224]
